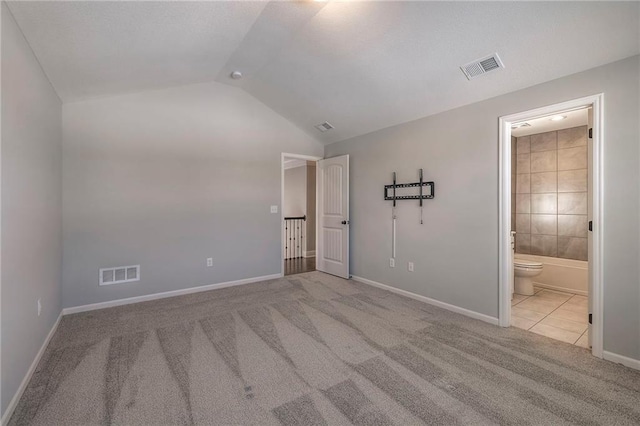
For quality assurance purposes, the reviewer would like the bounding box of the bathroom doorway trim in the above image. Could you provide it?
[498,93,604,359]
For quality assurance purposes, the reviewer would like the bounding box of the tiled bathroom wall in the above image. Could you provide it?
[514,126,588,261]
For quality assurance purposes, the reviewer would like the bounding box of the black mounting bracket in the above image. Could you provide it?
[384,181,435,201]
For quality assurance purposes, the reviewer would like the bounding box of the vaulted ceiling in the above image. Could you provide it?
[7,1,640,144]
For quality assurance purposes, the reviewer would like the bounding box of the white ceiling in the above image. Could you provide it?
[7,1,640,144]
[512,108,589,138]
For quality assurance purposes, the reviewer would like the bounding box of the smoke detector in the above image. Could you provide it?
[314,122,334,132]
[460,53,504,80]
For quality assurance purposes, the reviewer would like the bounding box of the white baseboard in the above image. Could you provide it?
[303,250,316,258]
[603,351,640,371]
[533,282,588,296]
[62,273,283,315]
[1,312,63,425]
[351,275,499,326]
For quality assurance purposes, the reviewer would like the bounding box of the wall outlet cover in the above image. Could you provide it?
[270,205,278,213]
[207,258,213,267]
[390,258,395,268]
[408,262,414,272]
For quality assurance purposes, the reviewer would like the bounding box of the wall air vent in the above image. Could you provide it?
[100,265,140,286]
[460,53,504,80]
[314,122,334,132]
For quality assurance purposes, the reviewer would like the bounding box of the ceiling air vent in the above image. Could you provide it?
[460,53,504,80]
[314,122,334,132]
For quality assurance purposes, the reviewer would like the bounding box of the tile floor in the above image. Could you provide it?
[511,288,589,348]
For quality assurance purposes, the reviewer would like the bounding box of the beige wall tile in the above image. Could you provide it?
[558,192,587,215]
[558,169,587,192]
[530,131,557,152]
[515,193,531,213]
[558,146,587,170]
[558,215,588,237]
[516,173,530,193]
[557,125,587,149]
[531,214,557,235]
[558,236,587,260]
[517,136,530,154]
[516,214,530,233]
[531,193,557,214]
[516,153,530,174]
[531,234,557,257]
[515,233,530,254]
[530,150,557,172]
[531,171,557,193]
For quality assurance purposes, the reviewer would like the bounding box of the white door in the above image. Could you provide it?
[316,155,350,279]
[587,107,593,347]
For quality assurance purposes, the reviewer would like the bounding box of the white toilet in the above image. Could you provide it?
[514,258,543,295]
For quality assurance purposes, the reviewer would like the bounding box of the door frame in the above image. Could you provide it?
[281,153,322,277]
[498,93,604,359]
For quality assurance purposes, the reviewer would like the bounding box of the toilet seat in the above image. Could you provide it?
[514,259,542,269]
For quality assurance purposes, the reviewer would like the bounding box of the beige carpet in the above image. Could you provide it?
[9,271,640,425]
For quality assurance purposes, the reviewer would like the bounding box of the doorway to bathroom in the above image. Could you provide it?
[498,94,603,359]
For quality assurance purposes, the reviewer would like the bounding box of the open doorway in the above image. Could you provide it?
[282,154,320,276]
[499,94,604,359]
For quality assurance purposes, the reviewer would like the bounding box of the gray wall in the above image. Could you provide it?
[284,163,316,253]
[515,126,589,261]
[326,55,640,360]
[306,162,316,252]
[284,166,307,217]
[1,3,63,414]
[62,80,323,308]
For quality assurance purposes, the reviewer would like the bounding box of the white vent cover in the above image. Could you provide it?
[314,122,334,132]
[460,53,504,80]
[100,265,140,286]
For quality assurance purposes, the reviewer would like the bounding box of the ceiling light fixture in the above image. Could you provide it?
[230,71,243,80]
[511,122,531,129]
[550,115,567,121]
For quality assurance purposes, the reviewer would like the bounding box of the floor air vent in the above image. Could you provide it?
[100,265,140,286]
[461,53,504,80]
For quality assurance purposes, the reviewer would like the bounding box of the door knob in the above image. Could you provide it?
[341,220,349,225]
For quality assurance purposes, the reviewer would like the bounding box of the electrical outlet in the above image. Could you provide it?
[389,258,395,268]
[408,262,414,272]
[37,299,42,316]
[206,258,213,267]
[270,205,278,214]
